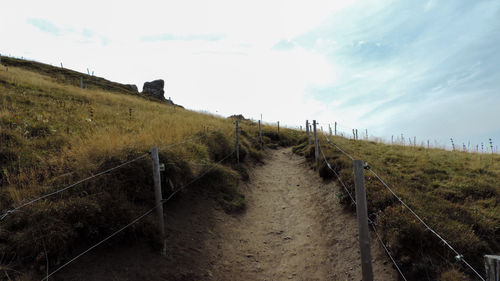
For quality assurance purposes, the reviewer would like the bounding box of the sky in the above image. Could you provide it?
[1,0,500,150]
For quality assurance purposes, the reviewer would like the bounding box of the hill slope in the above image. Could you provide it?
[1,56,141,95]
[294,135,500,280]
[0,57,302,279]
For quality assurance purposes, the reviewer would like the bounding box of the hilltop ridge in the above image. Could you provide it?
[0,56,180,105]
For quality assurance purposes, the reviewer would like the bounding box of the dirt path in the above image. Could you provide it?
[57,147,398,281]
[206,147,398,280]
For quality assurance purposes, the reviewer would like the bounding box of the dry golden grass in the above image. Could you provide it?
[0,65,240,201]
[0,61,303,279]
[295,133,500,280]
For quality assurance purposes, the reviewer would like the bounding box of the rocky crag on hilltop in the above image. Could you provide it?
[142,79,165,100]
[124,84,138,92]
[142,79,175,105]
[128,79,176,106]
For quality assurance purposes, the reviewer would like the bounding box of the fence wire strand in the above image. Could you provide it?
[41,149,235,281]
[41,201,159,281]
[1,133,217,222]
[324,137,485,281]
[163,151,235,204]
[367,167,486,281]
[324,136,355,160]
[1,153,149,222]
[370,222,408,281]
[318,140,356,205]
[318,139,408,281]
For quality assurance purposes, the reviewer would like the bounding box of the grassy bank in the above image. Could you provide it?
[294,134,500,281]
[0,59,302,279]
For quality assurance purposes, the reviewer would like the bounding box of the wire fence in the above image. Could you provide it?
[319,121,499,154]
[321,135,486,281]
[0,132,217,223]
[0,154,149,222]
[318,143,355,205]
[318,141,408,281]
[0,127,240,280]
[2,118,491,280]
[41,149,235,281]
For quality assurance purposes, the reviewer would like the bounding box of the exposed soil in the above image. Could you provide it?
[55,147,398,281]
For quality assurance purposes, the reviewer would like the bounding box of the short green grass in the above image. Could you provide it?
[295,134,500,280]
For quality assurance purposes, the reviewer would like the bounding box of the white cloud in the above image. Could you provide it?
[2,0,499,149]
[1,0,351,127]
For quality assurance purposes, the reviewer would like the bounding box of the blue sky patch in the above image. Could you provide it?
[27,18,61,35]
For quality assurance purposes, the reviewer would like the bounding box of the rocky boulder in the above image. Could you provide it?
[124,84,138,92]
[142,79,165,100]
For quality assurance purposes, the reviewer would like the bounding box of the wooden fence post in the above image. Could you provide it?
[235,120,240,164]
[151,148,166,256]
[485,255,500,281]
[277,121,280,137]
[334,122,337,136]
[313,120,319,166]
[329,124,332,136]
[258,120,263,149]
[353,160,374,281]
[306,120,311,145]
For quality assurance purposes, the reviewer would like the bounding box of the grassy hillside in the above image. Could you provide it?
[294,135,500,280]
[1,57,142,95]
[0,59,303,279]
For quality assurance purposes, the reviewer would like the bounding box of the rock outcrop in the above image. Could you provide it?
[142,79,165,100]
[124,84,138,92]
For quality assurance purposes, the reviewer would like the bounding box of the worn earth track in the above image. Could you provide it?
[57,147,398,281]
[206,147,398,281]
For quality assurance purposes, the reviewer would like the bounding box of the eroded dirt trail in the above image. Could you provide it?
[207,148,398,281]
[57,147,398,281]
[208,148,330,280]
